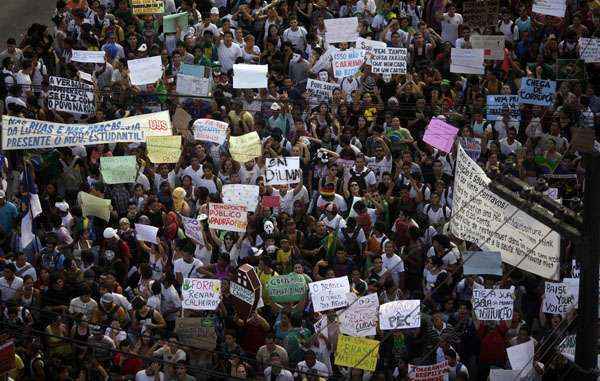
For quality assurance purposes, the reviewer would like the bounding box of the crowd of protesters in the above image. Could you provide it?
[0,0,598,379]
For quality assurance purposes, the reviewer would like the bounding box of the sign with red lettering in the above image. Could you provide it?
[208,203,247,232]
[408,361,449,380]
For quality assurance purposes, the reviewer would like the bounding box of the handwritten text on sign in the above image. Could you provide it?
[2,112,172,150]
[208,203,247,233]
[193,119,228,145]
[265,157,301,185]
[48,76,95,115]
[309,276,350,312]
[340,292,379,337]
[472,289,514,320]
[450,146,560,280]
[306,79,340,100]
[332,49,366,79]
[379,300,421,330]
[543,282,577,314]
[423,118,459,153]
[487,95,520,121]
[181,278,221,310]
[335,335,379,372]
[519,78,556,107]
[370,47,407,74]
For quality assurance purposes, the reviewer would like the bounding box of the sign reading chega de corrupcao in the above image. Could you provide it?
[2,111,173,150]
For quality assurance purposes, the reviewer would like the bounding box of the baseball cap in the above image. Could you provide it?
[210,7,220,15]
[55,201,69,212]
[100,293,113,304]
[270,102,281,111]
[103,227,118,239]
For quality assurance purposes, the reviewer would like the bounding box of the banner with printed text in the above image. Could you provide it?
[2,111,172,150]
[533,0,566,17]
[181,215,204,244]
[306,79,340,101]
[487,95,520,121]
[450,146,560,280]
[579,38,600,63]
[543,282,577,315]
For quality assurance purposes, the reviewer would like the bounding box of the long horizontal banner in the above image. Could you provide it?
[2,111,172,150]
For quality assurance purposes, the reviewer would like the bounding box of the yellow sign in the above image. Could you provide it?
[147,135,181,164]
[80,192,111,221]
[334,335,379,372]
[131,0,165,15]
[229,131,261,163]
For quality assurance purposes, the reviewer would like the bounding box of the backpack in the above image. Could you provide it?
[424,204,448,220]
[0,71,16,100]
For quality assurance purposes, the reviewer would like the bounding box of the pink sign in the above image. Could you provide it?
[423,119,459,153]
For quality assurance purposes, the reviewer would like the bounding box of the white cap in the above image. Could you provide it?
[210,6,220,14]
[137,43,147,52]
[103,227,119,240]
[55,201,69,212]
[270,103,281,111]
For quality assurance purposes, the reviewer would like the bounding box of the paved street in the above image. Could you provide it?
[0,0,56,47]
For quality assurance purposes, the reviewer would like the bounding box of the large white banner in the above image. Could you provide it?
[325,17,359,43]
[48,76,95,115]
[128,56,163,86]
[451,48,485,74]
[379,300,421,330]
[472,289,514,320]
[309,277,350,312]
[265,157,301,185]
[339,292,379,337]
[450,146,561,280]
[2,111,172,150]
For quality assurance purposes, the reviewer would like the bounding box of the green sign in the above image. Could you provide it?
[100,156,138,184]
[266,273,308,303]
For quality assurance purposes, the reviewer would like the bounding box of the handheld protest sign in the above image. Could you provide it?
[230,264,261,320]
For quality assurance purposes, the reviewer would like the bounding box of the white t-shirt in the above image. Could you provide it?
[0,276,23,302]
[295,360,330,378]
[441,13,463,44]
[173,258,204,278]
[135,370,164,381]
[15,71,31,100]
[499,137,523,156]
[217,41,243,72]
[14,262,37,281]
[282,27,307,51]
[69,297,98,321]
[426,246,461,266]
[381,253,405,286]
[179,165,204,186]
